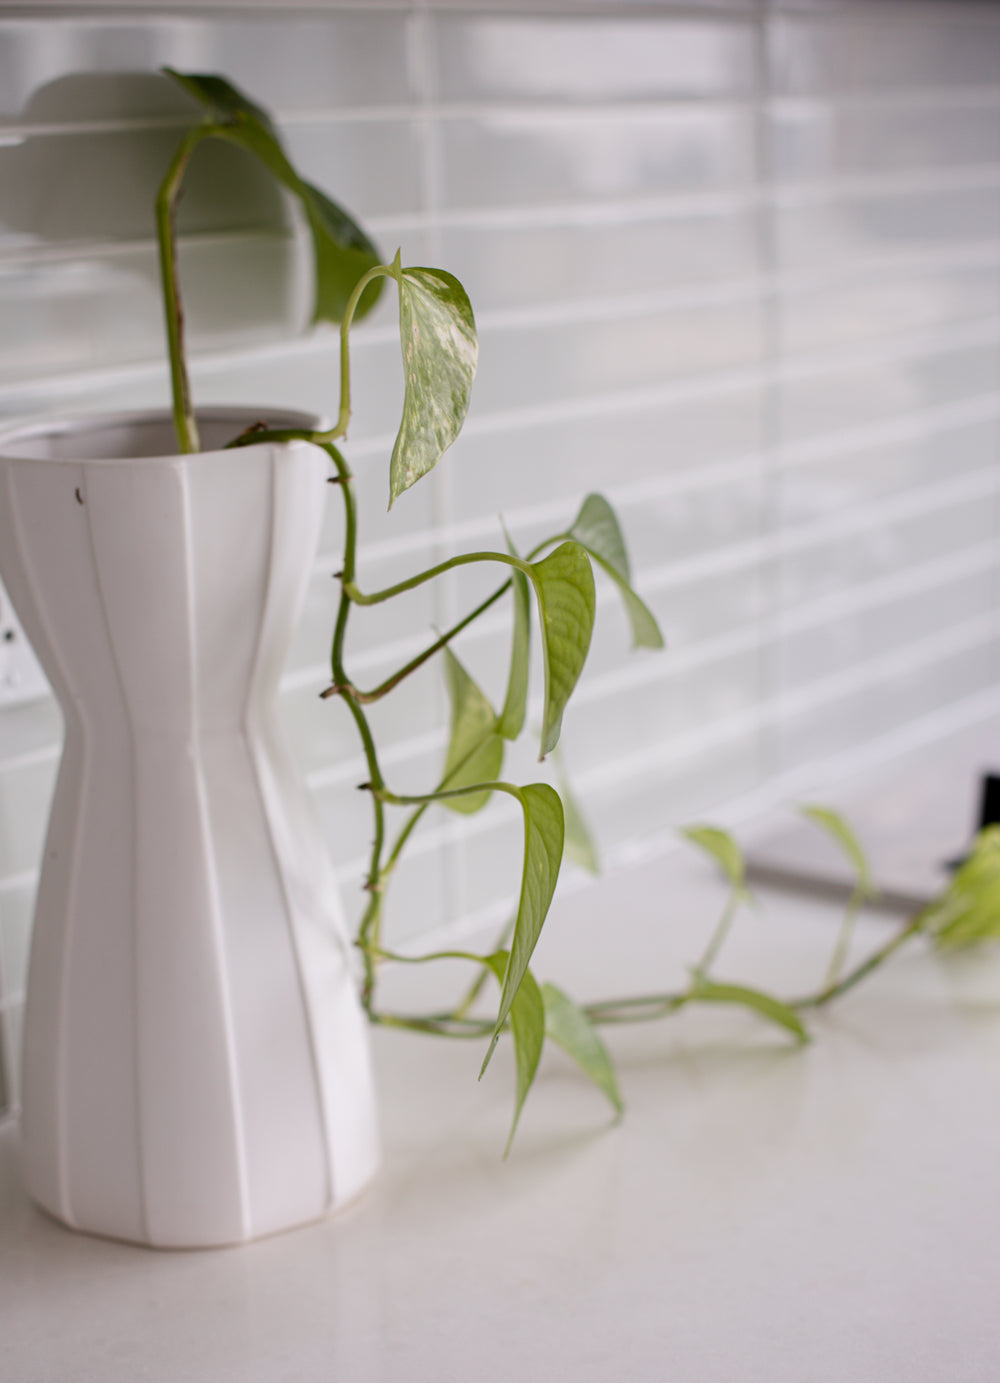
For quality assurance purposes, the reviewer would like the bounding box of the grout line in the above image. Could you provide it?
[592,686,1000,880]
[9,88,1000,137]
[6,209,1000,282]
[285,467,998,715]
[3,275,1000,408]
[289,544,998,814]
[769,87,1000,115]
[303,454,999,619]
[577,612,996,798]
[304,391,1000,574]
[343,670,1000,931]
[4,234,1000,342]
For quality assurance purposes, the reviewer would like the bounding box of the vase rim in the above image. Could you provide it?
[0,407,324,467]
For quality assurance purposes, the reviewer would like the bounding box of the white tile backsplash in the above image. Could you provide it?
[437,107,758,209]
[439,208,762,312]
[775,182,1000,272]
[1,0,999,1110]
[432,14,759,103]
[770,97,1000,183]
[770,10,1000,97]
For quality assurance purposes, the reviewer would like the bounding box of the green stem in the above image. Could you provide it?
[578,915,924,1028]
[317,442,389,1009]
[375,781,521,810]
[384,802,429,873]
[322,444,357,676]
[370,1012,493,1038]
[319,257,399,445]
[226,426,334,449]
[345,550,530,607]
[795,917,923,1010]
[357,903,924,1047]
[155,121,223,454]
[696,888,741,976]
[360,943,492,968]
[453,916,515,1021]
[350,580,511,703]
[225,263,396,452]
[823,888,864,988]
[583,993,691,1025]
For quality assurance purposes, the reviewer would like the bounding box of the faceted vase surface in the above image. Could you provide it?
[0,409,378,1248]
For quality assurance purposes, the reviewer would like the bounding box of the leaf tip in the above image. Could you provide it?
[479,1031,500,1080]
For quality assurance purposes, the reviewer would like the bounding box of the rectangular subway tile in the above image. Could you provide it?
[470,297,766,416]
[775,633,997,777]
[774,183,1000,274]
[770,11,1000,98]
[777,339,1000,444]
[776,412,1000,525]
[772,488,998,610]
[432,13,758,104]
[775,563,998,695]
[436,106,757,210]
[770,98,1000,184]
[447,386,765,532]
[777,263,1000,355]
[0,11,413,124]
[438,208,761,315]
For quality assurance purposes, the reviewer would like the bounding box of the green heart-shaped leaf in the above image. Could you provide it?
[542,982,622,1115]
[498,524,531,742]
[389,265,478,506]
[568,493,663,650]
[526,542,595,758]
[923,826,1000,948]
[386,776,564,1080]
[682,825,746,892]
[438,648,504,814]
[801,804,875,899]
[163,68,383,323]
[481,783,564,1075]
[484,954,545,1156]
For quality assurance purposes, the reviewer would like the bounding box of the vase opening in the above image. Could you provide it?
[0,407,321,465]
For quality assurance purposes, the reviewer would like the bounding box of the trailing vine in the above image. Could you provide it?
[155,70,1000,1152]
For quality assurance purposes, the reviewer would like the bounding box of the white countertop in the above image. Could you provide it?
[4,730,1000,1382]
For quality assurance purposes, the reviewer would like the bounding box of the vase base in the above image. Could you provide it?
[25,1163,378,1252]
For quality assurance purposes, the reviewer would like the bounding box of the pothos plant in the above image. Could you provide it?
[157,70,1000,1152]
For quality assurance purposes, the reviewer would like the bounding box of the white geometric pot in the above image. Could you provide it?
[0,409,379,1248]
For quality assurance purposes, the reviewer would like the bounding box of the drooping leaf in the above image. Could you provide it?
[163,69,383,323]
[301,184,385,323]
[388,265,478,506]
[568,493,664,651]
[525,542,596,758]
[922,826,1000,949]
[438,648,504,814]
[690,974,809,1043]
[484,954,545,1156]
[542,982,622,1116]
[498,524,531,741]
[801,804,875,898]
[682,825,745,892]
[481,783,565,1075]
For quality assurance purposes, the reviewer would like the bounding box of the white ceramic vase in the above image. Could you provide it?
[0,408,379,1248]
